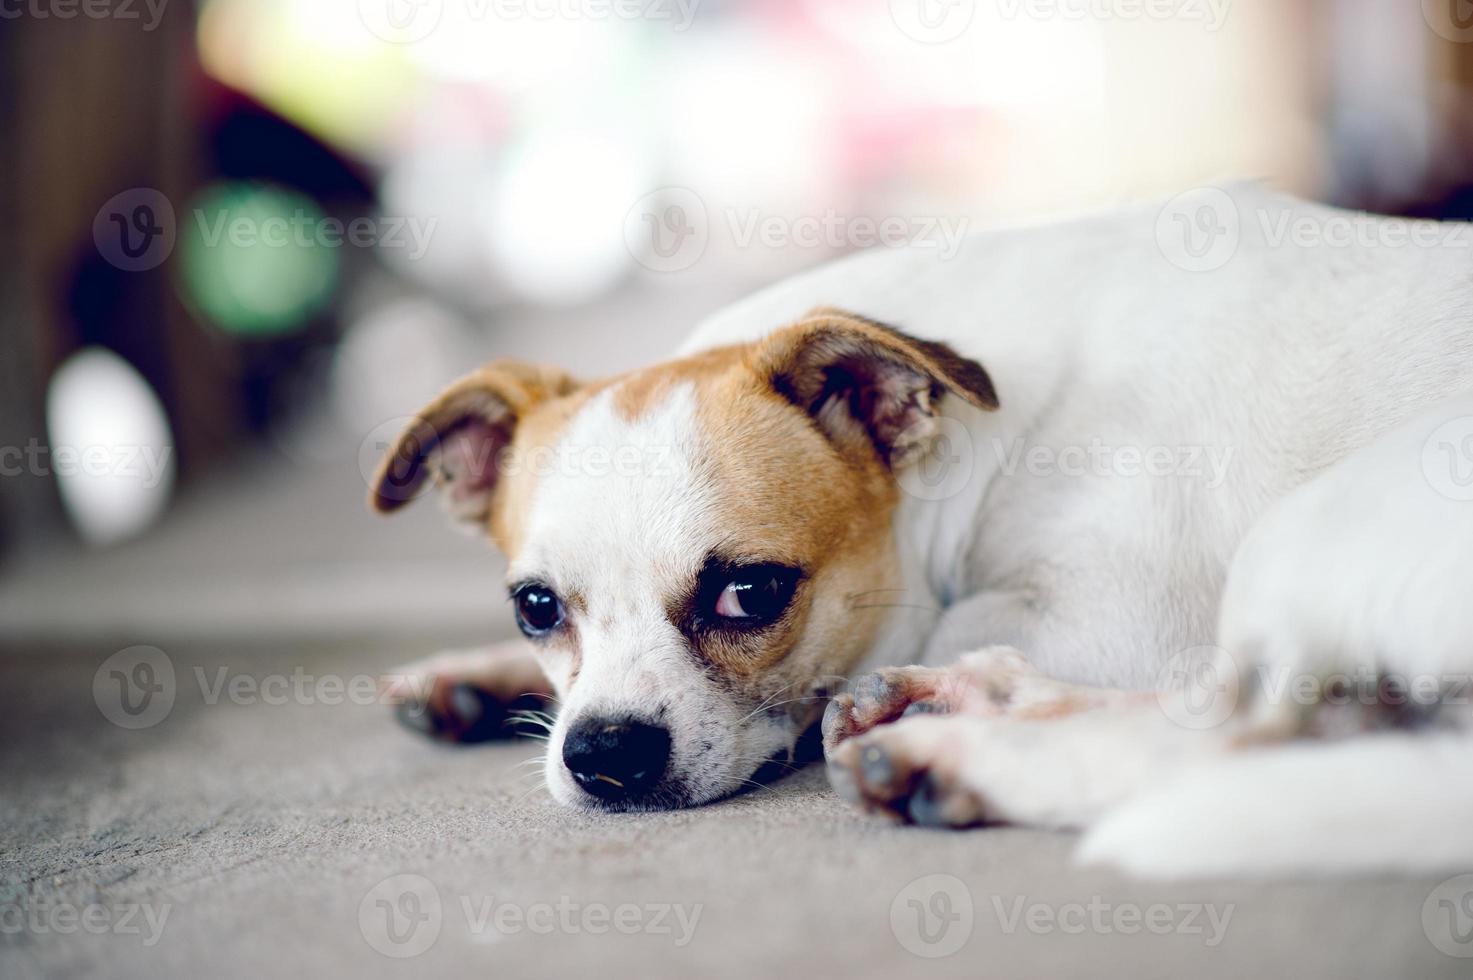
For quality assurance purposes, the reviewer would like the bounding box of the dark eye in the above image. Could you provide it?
[707,564,800,626]
[513,583,564,636]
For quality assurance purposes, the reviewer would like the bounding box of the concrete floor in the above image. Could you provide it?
[1,640,1466,980]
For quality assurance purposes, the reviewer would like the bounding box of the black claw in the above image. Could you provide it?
[449,684,486,725]
[396,686,528,744]
[906,772,947,827]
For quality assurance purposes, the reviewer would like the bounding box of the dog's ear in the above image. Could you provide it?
[751,307,998,466]
[369,361,580,527]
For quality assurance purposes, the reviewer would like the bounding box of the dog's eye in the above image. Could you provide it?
[513,583,564,636]
[711,567,798,624]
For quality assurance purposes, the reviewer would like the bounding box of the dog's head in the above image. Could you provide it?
[371,309,996,810]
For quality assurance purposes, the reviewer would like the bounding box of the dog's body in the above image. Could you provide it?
[377,185,1473,877]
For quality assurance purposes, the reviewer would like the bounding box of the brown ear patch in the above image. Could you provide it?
[369,360,580,525]
[750,308,997,466]
[801,307,998,411]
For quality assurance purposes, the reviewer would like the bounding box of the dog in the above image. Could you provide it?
[372,184,1473,878]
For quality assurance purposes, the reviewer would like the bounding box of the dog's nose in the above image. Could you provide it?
[562,718,671,801]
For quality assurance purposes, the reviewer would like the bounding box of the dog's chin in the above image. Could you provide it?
[545,742,804,812]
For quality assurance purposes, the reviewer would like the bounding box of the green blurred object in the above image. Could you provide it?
[178,182,339,338]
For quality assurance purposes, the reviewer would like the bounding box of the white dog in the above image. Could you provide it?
[374,184,1473,878]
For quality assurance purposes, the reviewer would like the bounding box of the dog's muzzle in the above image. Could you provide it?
[561,717,672,804]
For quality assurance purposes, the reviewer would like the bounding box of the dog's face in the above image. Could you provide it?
[372,311,995,809]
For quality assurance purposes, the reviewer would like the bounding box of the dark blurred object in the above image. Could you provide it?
[1,3,224,556]
[0,6,380,557]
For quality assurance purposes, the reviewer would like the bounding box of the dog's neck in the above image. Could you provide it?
[856,397,1018,672]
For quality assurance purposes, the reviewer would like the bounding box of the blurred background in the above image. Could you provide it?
[2,0,1472,647]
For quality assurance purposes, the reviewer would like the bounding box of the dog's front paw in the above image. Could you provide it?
[380,644,553,744]
[820,665,969,756]
[827,715,991,827]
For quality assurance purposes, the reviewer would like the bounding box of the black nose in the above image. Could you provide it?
[562,718,671,801]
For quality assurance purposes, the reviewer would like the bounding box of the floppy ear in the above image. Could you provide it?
[751,308,998,466]
[369,360,579,527]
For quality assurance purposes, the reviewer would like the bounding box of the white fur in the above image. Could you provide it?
[1077,734,1473,878]
[681,184,1473,876]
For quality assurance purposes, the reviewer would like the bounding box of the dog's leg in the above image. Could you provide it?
[380,641,554,743]
[822,648,1217,827]
[821,646,1135,750]
[1079,392,1473,877]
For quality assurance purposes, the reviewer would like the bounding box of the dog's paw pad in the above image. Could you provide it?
[396,681,546,744]
[826,719,988,828]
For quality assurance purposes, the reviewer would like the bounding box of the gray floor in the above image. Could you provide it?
[0,641,1465,980]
